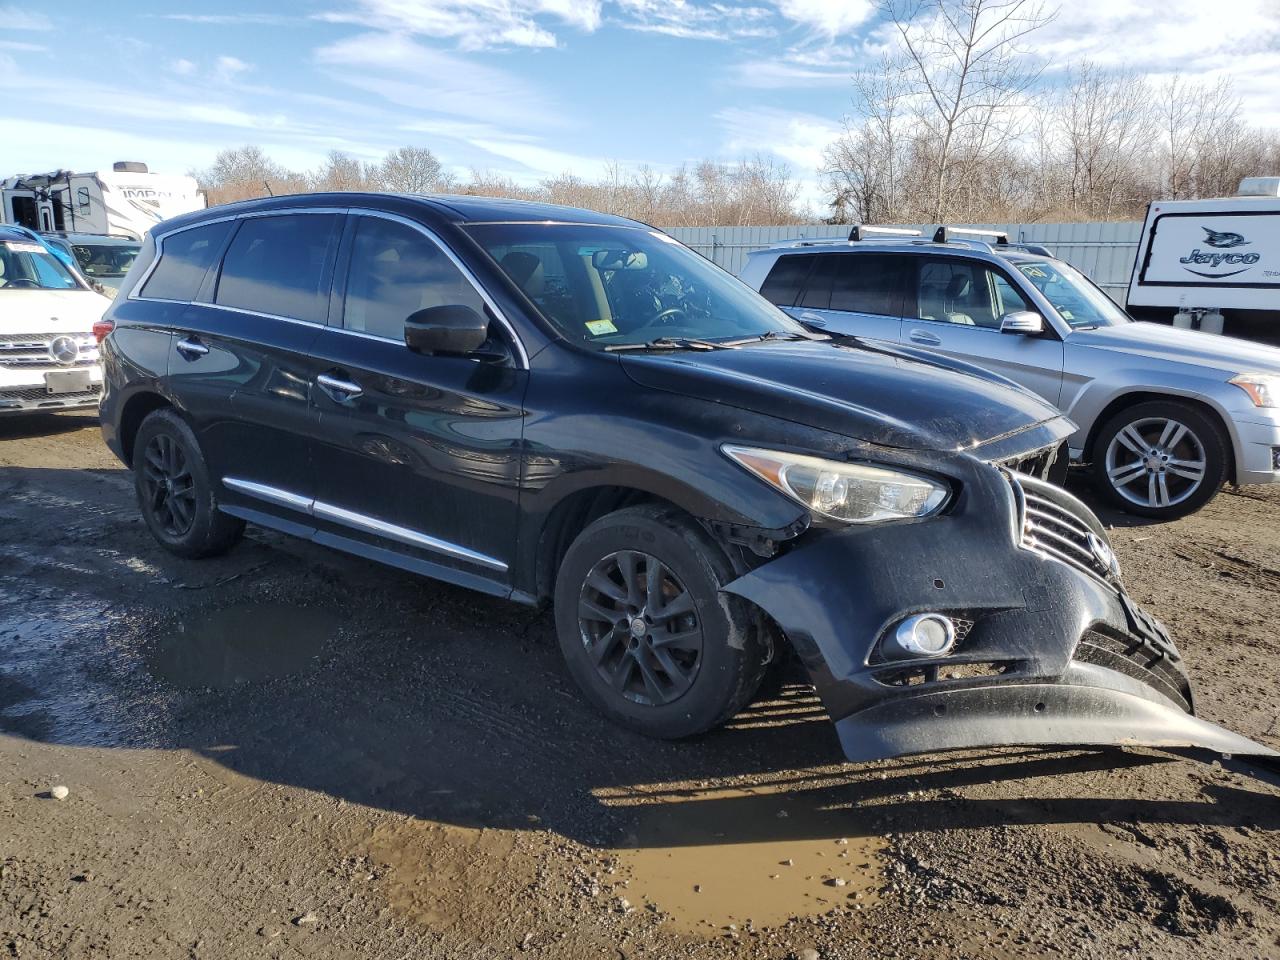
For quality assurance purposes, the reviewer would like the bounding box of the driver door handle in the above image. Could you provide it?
[908,329,942,346]
[316,372,363,401]
[175,337,209,360]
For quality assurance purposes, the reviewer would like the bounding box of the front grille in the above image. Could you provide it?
[1076,627,1191,712]
[1006,470,1118,587]
[0,333,98,368]
[0,384,102,403]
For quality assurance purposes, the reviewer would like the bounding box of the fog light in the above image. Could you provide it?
[887,614,957,659]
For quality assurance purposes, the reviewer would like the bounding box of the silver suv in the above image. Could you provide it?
[740,227,1280,520]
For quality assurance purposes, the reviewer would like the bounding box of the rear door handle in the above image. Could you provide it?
[316,372,363,401]
[175,337,209,360]
[908,329,942,346]
[795,311,827,327]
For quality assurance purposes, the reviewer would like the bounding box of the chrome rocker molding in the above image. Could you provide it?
[221,476,507,572]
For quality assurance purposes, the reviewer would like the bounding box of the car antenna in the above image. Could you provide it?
[263,180,274,197]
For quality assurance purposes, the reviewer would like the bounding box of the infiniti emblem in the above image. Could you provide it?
[48,335,80,365]
[1086,532,1120,578]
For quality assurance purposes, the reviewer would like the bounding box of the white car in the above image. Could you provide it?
[1,225,111,415]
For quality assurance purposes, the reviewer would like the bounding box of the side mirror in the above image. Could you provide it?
[999,311,1044,336]
[403,304,489,355]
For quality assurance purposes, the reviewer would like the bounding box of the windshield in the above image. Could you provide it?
[0,239,81,291]
[70,241,140,288]
[466,223,806,348]
[1016,260,1128,329]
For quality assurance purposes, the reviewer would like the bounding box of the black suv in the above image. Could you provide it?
[97,194,1274,765]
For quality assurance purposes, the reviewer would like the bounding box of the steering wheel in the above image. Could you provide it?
[2,279,39,289]
[653,307,688,326]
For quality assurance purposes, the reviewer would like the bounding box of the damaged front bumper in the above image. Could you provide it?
[724,465,1279,766]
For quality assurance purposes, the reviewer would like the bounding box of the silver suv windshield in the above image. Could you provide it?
[0,238,81,291]
[467,223,806,349]
[1015,260,1128,329]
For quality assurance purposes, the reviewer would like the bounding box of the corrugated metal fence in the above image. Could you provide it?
[666,222,1143,304]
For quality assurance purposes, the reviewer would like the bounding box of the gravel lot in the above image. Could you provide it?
[2,412,1278,960]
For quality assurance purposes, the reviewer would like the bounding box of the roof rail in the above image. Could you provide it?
[849,225,923,241]
[933,226,1009,245]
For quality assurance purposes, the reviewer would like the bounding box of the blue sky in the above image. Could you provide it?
[2,0,1278,206]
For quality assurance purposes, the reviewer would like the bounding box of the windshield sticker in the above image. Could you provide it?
[2,242,47,254]
[585,319,618,336]
[1021,265,1048,279]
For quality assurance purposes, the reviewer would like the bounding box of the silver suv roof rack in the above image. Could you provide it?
[849,225,923,241]
[933,226,1009,245]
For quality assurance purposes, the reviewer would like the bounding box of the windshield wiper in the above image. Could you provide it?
[604,336,736,352]
[719,330,813,346]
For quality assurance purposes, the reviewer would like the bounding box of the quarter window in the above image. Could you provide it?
[216,214,339,323]
[758,254,814,307]
[141,221,233,302]
[343,217,487,341]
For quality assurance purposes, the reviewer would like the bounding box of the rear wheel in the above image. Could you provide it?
[133,409,244,558]
[553,505,767,739]
[1090,400,1227,520]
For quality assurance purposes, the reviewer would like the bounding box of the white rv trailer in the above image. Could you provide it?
[0,162,205,240]
[1127,177,1280,345]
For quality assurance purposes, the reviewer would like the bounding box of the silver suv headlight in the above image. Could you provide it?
[1229,373,1280,409]
[723,445,949,524]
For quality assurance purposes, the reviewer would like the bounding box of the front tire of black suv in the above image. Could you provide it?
[553,504,767,740]
[133,409,245,558]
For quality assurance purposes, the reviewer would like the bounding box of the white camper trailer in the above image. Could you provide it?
[1127,177,1280,345]
[0,162,205,240]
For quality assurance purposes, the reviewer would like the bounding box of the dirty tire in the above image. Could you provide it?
[132,408,244,559]
[554,504,766,740]
[1090,399,1228,521]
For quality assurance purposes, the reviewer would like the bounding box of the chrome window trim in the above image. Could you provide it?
[221,475,508,572]
[130,207,350,305]
[348,209,529,368]
[192,301,325,329]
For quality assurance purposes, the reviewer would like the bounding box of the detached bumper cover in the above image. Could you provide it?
[724,464,1279,765]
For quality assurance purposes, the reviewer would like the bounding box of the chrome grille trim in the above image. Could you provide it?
[0,333,98,368]
[1006,470,1119,588]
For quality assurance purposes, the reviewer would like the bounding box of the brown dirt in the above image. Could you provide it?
[2,411,1278,960]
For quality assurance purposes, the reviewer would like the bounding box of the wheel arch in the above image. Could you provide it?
[118,390,176,468]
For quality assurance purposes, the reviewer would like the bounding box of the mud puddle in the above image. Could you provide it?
[148,602,339,689]
[610,785,885,935]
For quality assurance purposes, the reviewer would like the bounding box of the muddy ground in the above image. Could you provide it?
[2,412,1279,960]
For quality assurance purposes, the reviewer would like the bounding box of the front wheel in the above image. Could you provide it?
[553,505,767,740]
[1090,400,1227,520]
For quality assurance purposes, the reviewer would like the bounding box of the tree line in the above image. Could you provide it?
[196,0,1279,227]
[196,146,802,228]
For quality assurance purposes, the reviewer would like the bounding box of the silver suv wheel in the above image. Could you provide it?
[1104,415,1207,510]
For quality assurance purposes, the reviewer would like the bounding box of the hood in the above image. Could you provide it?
[0,289,111,334]
[619,338,1069,452]
[1069,322,1280,374]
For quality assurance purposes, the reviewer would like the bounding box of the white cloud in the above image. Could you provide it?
[315,0,602,50]
[316,32,562,129]
[615,0,776,41]
[160,13,294,25]
[718,105,841,170]
[170,58,197,76]
[0,39,46,52]
[0,5,53,30]
[470,138,615,179]
[773,0,873,36]
[730,59,852,88]
[213,56,253,82]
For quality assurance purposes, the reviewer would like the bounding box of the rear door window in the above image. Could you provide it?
[215,214,340,323]
[141,221,233,301]
[829,255,910,316]
[758,254,814,307]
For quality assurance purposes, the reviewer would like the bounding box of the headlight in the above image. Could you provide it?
[722,445,949,524]
[1229,373,1280,408]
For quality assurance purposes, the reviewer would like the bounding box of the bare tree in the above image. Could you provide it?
[883,0,1053,221]
[375,146,450,193]
[309,150,371,192]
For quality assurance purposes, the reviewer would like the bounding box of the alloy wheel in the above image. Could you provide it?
[577,549,703,706]
[1104,416,1207,510]
[140,434,197,537]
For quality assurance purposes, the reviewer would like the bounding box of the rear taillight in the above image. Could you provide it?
[92,319,114,344]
